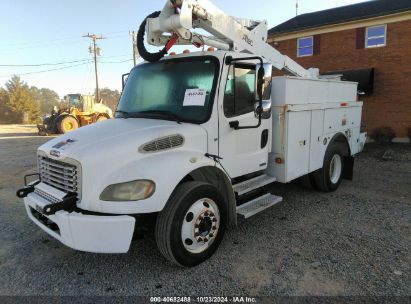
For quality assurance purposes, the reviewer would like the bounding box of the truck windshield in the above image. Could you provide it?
[116,57,219,123]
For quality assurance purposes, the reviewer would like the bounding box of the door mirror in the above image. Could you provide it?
[255,63,272,119]
[254,100,272,119]
[255,63,272,101]
[256,66,265,101]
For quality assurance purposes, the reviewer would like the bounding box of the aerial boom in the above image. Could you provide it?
[145,0,319,78]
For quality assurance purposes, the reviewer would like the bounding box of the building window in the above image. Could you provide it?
[366,25,386,48]
[297,36,314,57]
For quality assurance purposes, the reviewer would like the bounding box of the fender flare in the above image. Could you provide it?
[327,132,354,180]
[174,166,237,227]
[328,132,351,156]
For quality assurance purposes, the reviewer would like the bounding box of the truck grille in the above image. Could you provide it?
[38,156,79,193]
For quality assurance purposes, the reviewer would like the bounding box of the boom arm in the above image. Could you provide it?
[144,0,319,78]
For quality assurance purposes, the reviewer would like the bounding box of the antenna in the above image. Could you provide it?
[296,0,299,16]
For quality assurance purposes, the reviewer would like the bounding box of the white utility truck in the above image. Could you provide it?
[17,0,367,267]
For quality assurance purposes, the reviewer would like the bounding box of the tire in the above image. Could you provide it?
[58,116,79,134]
[314,144,345,192]
[96,115,108,122]
[155,181,227,267]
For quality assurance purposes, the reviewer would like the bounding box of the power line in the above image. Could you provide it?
[100,53,133,59]
[0,30,129,50]
[100,59,133,64]
[0,54,133,67]
[0,61,92,78]
[0,58,91,67]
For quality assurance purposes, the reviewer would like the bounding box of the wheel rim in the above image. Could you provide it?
[181,198,220,254]
[329,154,342,184]
[65,121,73,130]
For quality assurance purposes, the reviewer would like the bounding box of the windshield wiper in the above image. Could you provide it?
[136,110,182,124]
[115,110,131,119]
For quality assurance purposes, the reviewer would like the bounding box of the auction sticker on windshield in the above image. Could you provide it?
[183,88,206,106]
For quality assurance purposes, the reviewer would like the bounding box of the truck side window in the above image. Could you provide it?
[223,65,256,118]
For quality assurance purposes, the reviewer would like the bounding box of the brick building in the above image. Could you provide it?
[268,0,411,142]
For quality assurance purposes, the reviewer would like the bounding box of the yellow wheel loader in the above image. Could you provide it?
[37,94,113,135]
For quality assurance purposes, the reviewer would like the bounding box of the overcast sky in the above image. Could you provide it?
[0,0,367,97]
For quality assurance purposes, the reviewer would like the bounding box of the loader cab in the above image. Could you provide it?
[65,94,94,113]
[66,94,82,109]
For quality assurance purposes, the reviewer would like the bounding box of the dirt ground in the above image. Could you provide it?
[0,124,410,297]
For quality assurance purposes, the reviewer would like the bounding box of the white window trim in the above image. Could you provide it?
[297,36,314,57]
[365,24,387,48]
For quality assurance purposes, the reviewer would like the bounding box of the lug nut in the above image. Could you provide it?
[197,238,203,242]
[209,234,214,238]
[212,226,217,230]
[212,218,217,222]
[194,232,200,237]
[204,238,208,242]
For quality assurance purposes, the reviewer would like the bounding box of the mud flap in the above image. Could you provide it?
[343,156,354,180]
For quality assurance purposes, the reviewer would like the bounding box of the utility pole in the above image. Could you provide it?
[129,31,138,66]
[83,33,105,103]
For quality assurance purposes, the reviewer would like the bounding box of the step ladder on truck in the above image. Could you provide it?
[17,0,367,267]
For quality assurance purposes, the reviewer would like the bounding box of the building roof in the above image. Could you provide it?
[269,0,411,36]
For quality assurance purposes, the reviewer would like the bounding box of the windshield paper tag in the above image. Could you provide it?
[183,89,206,106]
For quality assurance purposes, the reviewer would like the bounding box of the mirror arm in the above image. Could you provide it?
[226,56,264,130]
[122,73,130,90]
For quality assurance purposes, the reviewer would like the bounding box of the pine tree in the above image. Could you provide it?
[0,88,10,124]
[4,75,40,123]
[30,86,61,115]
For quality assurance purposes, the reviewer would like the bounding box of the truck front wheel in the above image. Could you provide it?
[314,144,345,192]
[155,181,227,267]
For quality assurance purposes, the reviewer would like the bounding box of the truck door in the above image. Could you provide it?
[218,62,271,178]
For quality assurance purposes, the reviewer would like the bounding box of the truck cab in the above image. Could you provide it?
[18,49,366,267]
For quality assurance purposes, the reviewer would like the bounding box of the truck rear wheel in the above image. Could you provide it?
[314,144,344,192]
[155,181,227,267]
[58,116,79,134]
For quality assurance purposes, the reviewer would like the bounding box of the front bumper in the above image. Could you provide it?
[24,191,135,253]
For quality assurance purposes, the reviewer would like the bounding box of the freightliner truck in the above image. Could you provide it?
[17,0,367,267]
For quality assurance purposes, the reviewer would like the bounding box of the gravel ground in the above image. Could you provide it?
[0,125,410,297]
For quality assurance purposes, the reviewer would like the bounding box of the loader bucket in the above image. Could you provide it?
[37,124,48,136]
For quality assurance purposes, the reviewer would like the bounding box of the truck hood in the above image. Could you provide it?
[39,118,208,161]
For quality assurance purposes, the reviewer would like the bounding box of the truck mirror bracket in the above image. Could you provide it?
[226,56,264,130]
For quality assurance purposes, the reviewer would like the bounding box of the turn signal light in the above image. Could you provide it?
[275,158,283,164]
[183,49,190,54]
[207,47,215,52]
[169,52,176,56]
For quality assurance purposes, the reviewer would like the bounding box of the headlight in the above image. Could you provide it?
[100,180,155,202]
